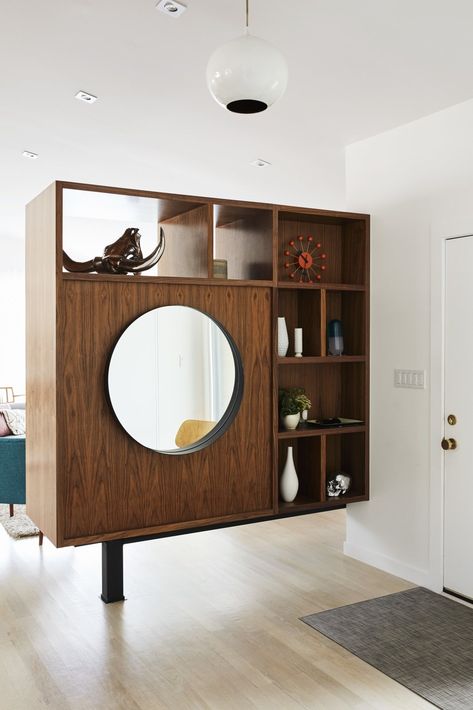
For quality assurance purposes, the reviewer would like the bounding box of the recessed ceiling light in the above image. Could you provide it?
[22,150,39,160]
[75,90,98,104]
[156,0,187,17]
[251,158,271,168]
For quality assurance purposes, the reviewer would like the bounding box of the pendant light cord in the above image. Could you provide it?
[246,0,249,31]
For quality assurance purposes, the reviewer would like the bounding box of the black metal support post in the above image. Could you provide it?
[101,540,125,603]
[97,502,346,603]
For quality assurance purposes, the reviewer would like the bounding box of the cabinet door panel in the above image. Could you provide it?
[59,282,273,541]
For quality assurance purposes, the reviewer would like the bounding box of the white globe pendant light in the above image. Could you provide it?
[206,0,288,114]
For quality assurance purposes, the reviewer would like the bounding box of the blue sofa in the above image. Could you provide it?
[0,435,25,511]
[0,435,42,543]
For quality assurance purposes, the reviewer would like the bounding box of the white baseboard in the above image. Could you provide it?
[343,541,441,591]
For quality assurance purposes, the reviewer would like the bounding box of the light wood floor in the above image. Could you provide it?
[0,510,433,710]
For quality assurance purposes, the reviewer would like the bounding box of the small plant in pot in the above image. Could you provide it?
[279,387,311,430]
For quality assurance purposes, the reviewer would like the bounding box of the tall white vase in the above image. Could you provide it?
[280,446,299,502]
[277,317,289,357]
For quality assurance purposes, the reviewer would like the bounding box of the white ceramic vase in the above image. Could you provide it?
[277,317,289,357]
[280,446,299,502]
[294,327,303,357]
[282,412,300,430]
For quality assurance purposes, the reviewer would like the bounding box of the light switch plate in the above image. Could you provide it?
[394,369,426,389]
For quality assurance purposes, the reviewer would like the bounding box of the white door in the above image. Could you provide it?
[444,235,473,600]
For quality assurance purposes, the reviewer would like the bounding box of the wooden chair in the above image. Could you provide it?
[175,420,216,448]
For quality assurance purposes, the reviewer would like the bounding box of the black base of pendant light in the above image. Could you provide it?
[226,99,268,114]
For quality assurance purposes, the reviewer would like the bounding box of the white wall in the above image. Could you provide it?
[0,237,25,396]
[345,98,473,588]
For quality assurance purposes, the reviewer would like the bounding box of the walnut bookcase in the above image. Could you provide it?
[26,182,369,560]
[276,210,369,514]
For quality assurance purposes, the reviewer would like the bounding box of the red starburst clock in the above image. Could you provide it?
[283,235,327,283]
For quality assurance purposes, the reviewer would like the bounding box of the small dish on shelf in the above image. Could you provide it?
[305,417,363,428]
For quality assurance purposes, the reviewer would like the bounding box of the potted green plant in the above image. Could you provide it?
[278,387,311,430]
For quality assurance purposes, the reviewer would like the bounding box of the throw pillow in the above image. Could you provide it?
[2,409,25,436]
[0,412,12,436]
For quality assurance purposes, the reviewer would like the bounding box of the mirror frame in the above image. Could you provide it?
[106,305,244,455]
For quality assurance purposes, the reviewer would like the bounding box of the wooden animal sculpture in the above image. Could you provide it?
[63,227,165,275]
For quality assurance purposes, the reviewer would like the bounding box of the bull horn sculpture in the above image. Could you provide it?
[63,227,165,275]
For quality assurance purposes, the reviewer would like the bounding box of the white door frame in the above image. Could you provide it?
[429,219,473,592]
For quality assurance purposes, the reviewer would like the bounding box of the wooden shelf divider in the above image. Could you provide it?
[278,355,366,365]
[278,425,366,439]
[276,206,369,509]
[27,179,369,547]
[320,288,327,357]
[277,282,366,291]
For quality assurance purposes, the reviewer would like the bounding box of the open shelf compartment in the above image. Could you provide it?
[62,186,210,279]
[326,431,367,499]
[277,289,321,357]
[278,437,323,509]
[213,204,273,280]
[278,362,366,428]
[278,211,367,285]
[158,203,209,278]
[325,290,366,356]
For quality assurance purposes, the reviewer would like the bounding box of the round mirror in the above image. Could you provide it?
[107,306,243,454]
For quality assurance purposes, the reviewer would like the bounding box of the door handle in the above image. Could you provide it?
[441,437,457,451]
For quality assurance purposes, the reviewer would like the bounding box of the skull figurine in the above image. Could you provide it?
[327,473,352,497]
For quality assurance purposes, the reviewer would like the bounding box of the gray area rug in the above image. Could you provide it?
[0,504,39,538]
[302,587,473,710]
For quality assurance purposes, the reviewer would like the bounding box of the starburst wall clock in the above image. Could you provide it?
[283,235,327,283]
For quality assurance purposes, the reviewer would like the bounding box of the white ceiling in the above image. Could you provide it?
[2,0,473,241]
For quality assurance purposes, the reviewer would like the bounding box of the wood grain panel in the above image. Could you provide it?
[278,218,342,284]
[342,219,366,284]
[320,434,327,500]
[294,438,322,501]
[25,183,58,544]
[62,272,273,288]
[320,288,327,356]
[278,356,366,365]
[271,289,279,510]
[278,363,365,423]
[326,432,366,497]
[58,281,273,543]
[326,291,365,356]
[277,426,366,440]
[158,197,207,223]
[157,205,208,278]
[363,217,370,500]
[277,438,322,505]
[214,213,273,280]
[341,363,366,421]
[215,204,271,227]
[278,216,368,286]
[278,364,340,421]
[278,290,322,357]
[277,282,366,291]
